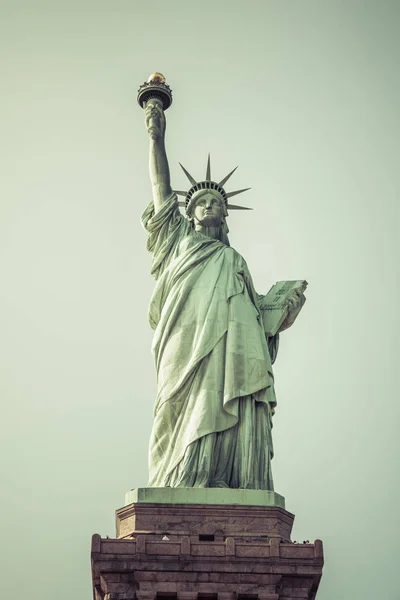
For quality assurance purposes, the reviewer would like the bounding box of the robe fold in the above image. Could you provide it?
[142,194,278,489]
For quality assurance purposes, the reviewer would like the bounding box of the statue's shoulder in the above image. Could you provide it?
[142,194,184,231]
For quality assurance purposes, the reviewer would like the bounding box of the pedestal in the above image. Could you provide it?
[91,489,324,600]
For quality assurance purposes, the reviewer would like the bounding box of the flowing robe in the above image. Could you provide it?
[142,194,278,489]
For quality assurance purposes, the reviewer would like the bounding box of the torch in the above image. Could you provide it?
[137,72,173,112]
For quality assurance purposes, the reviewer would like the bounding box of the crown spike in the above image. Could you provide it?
[227,203,253,210]
[174,190,188,197]
[225,187,251,199]
[205,154,211,181]
[179,163,197,186]
[219,166,238,187]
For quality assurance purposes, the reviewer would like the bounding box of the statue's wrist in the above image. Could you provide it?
[149,135,166,147]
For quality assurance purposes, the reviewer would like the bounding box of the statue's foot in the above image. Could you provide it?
[208,480,230,488]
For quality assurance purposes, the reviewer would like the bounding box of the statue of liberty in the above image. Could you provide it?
[139,74,305,490]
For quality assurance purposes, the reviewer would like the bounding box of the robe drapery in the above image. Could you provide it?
[142,194,278,489]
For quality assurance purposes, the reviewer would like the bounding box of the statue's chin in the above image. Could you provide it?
[200,217,222,228]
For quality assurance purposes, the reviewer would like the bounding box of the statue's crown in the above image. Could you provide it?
[175,155,252,212]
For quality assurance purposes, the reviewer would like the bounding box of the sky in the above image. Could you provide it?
[0,1,399,599]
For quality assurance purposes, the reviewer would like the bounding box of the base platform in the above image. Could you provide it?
[125,487,286,508]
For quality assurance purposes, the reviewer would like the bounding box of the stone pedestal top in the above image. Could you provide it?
[116,489,293,541]
[124,487,286,508]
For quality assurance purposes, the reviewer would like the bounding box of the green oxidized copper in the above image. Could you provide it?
[139,74,306,490]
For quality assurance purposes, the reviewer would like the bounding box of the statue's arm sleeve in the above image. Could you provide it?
[256,292,279,364]
[141,192,188,279]
[267,333,279,365]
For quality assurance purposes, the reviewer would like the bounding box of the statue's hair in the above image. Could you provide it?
[220,219,230,246]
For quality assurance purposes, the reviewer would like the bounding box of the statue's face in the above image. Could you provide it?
[190,192,224,227]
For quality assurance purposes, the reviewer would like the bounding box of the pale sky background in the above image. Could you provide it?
[0,1,399,599]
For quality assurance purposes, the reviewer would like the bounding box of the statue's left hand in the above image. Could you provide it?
[279,290,306,332]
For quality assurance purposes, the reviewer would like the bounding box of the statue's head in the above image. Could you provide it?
[186,190,227,228]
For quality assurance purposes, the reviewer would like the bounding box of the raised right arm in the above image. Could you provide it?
[144,99,172,213]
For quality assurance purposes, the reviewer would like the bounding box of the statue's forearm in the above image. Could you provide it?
[149,139,172,213]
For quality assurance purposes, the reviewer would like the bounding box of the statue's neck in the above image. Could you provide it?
[194,224,221,241]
